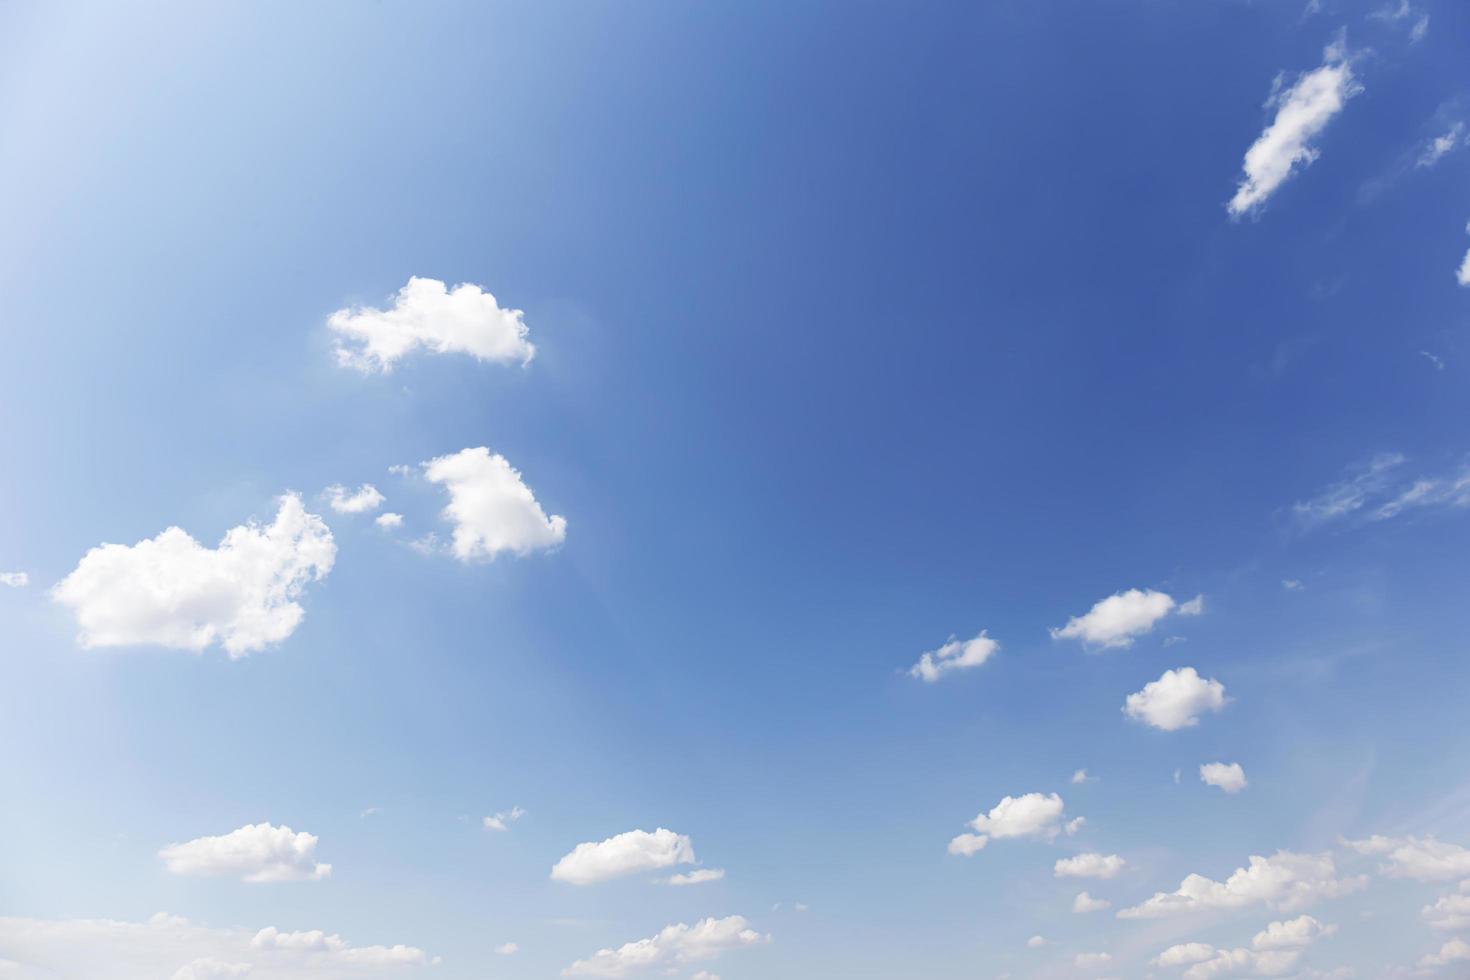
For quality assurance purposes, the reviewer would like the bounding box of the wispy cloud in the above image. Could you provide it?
[1293,453,1470,529]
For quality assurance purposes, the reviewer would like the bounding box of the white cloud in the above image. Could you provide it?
[484,806,525,832]
[0,913,433,979]
[1200,762,1248,794]
[0,571,28,587]
[664,868,726,886]
[1417,123,1465,168]
[324,483,384,515]
[562,916,767,978]
[1026,935,1048,949]
[551,828,696,885]
[422,447,566,561]
[1178,594,1205,616]
[689,973,720,980]
[1282,579,1303,591]
[1153,943,1218,968]
[1342,835,1470,881]
[1252,915,1336,949]
[328,276,534,373]
[962,793,1077,849]
[1182,948,1303,980]
[1124,667,1228,731]
[1073,892,1111,914]
[1372,1,1429,41]
[376,512,404,529]
[1118,850,1365,918]
[1458,223,1470,287]
[1419,938,1470,969]
[1293,453,1407,527]
[908,630,998,682]
[1227,38,1359,217]
[1074,952,1112,969]
[51,494,334,657]
[1051,588,1178,648]
[158,823,330,883]
[1071,769,1096,784]
[947,833,988,856]
[1056,853,1126,879]
[1424,882,1470,930]
[494,942,520,955]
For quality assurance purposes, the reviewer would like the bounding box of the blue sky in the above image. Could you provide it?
[2,1,1470,977]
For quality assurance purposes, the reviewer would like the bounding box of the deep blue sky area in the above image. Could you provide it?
[2,2,1470,978]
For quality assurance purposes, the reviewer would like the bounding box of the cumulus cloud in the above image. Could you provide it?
[962,792,1078,848]
[1459,223,1470,287]
[1419,938,1470,969]
[328,277,534,373]
[1423,881,1470,930]
[422,447,566,561]
[1071,769,1096,784]
[551,828,696,885]
[51,495,334,657]
[947,833,989,856]
[0,913,433,979]
[1180,947,1303,980]
[1074,952,1112,969]
[1051,588,1180,648]
[158,824,330,883]
[376,512,404,529]
[1153,943,1218,968]
[1124,667,1229,731]
[664,868,726,886]
[1252,915,1336,949]
[1342,835,1470,881]
[1200,762,1248,794]
[1227,37,1360,217]
[324,484,384,515]
[561,916,767,977]
[1073,892,1111,914]
[1151,916,1331,979]
[908,630,999,682]
[1056,853,1126,879]
[1118,851,1365,918]
[0,571,28,587]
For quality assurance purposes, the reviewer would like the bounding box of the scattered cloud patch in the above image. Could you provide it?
[1118,850,1365,918]
[324,484,384,515]
[1227,37,1359,217]
[1055,853,1126,879]
[158,823,330,883]
[908,630,999,682]
[0,571,27,587]
[423,447,566,561]
[1179,594,1205,616]
[51,495,334,657]
[1200,762,1248,794]
[1252,915,1336,950]
[551,828,696,885]
[494,943,519,956]
[484,806,526,832]
[1071,769,1097,784]
[1459,223,1470,287]
[1124,668,1229,731]
[947,833,988,856]
[1074,952,1112,969]
[328,277,534,373]
[1073,892,1111,914]
[1026,935,1048,949]
[561,916,767,977]
[1418,123,1465,168]
[1051,588,1184,649]
[664,868,725,886]
[1342,835,1470,881]
[1423,882,1470,931]
[375,512,403,529]
[1419,938,1470,969]
[955,793,1079,854]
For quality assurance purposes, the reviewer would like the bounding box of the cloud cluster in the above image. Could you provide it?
[158,823,330,883]
[1227,38,1360,216]
[325,483,385,514]
[950,793,1080,856]
[1342,834,1470,881]
[1124,667,1228,731]
[908,630,998,682]
[1051,588,1196,649]
[328,277,535,372]
[422,447,566,561]
[1151,915,1334,979]
[551,828,697,885]
[1423,881,1470,931]
[51,495,335,657]
[1119,851,1364,918]
[562,915,767,977]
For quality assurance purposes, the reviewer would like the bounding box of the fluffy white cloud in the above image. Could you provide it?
[1227,38,1359,216]
[483,806,525,832]
[1252,915,1335,950]
[375,512,404,529]
[324,483,384,514]
[1051,588,1178,648]
[0,913,433,979]
[1458,223,1470,287]
[422,447,566,561]
[1423,882,1470,930]
[1073,892,1111,913]
[51,495,334,657]
[0,571,28,587]
[1418,123,1465,168]
[966,792,1076,845]
[1342,834,1470,881]
[1419,938,1470,969]
[1200,762,1248,794]
[1118,851,1365,918]
[1056,853,1126,879]
[1182,948,1302,980]
[908,630,998,682]
[1026,935,1048,949]
[1074,952,1112,969]
[328,276,534,372]
[1153,943,1218,968]
[561,916,767,978]
[1124,667,1228,731]
[158,823,330,883]
[1071,768,1096,784]
[551,828,696,885]
[947,833,988,856]
[665,868,726,886]
[494,942,519,956]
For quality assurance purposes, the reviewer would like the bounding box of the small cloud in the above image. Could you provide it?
[0,571,27,588]
[1420,351,1445,371]
[1071,769,1097,785]
[1073,892,1112,914]
[1178,594,1205,616]
[359,806,381,819]
[1458,222,1470,287]
[909,630,999,682]
[324,484,385,515]
[328,277,534,373]
[375,512,404,529]
[1124,667,1229,731]
[664,868,726,886]
[494,942,519,956]
[483,806,526,832]
[1283,579,1304,591]
[1026,935,1049,949]
[1051,588,1182,649]
[1200,762,1249,794]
